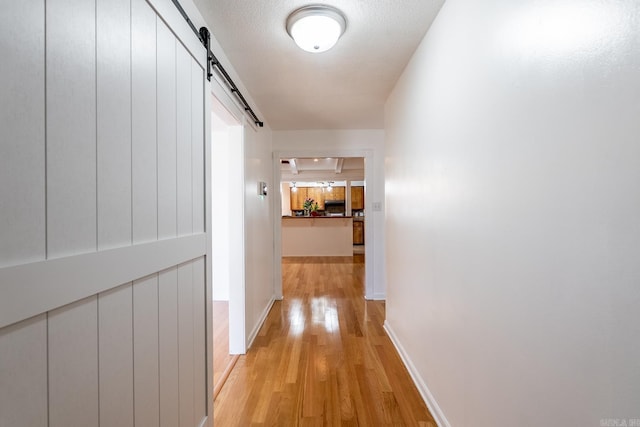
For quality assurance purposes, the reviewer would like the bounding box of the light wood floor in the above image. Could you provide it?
[213,301,238,399]
[213,255,436,426]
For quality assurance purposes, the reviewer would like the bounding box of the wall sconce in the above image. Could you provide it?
[291,181,298,193]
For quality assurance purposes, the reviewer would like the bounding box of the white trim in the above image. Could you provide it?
[384,320,451,427]
[210,97,246,355]
[272,152,284,300]
[203,77,214,427]
[210,76,244,125]
[246,296,276,350]
[0,234,206,328]
[228,122,246,354]
[145,0,207,69]
[210,68,262,133]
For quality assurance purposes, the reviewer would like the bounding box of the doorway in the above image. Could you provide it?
[211,95,244,397]
[273,151,375,300]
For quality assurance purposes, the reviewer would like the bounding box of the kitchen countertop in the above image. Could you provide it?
[283,215,354,219]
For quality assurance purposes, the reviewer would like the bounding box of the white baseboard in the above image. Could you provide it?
[365,292,386,300]
[383,321,451,427]
[246,296,276,349]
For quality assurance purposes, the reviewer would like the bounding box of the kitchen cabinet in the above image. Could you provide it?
[290,187,308,210]
[325,186,345,202]
[351,186,364,210]
[306,187,325,210]
[290,186,348,211]
[353,219,364,245]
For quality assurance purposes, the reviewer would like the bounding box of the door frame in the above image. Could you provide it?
[210,82,247,355]
[272,149,375,300]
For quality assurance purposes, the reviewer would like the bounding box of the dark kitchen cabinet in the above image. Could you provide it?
[353,220,364,245]
[351,186,364,210]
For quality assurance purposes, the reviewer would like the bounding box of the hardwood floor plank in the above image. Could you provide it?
[213,301,239,400]
[214,256,435,426]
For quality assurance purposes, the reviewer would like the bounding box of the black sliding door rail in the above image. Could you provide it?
[170,0,264,128]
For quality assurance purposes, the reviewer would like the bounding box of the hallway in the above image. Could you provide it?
[214,256,436,426]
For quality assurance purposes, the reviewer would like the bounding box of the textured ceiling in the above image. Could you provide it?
[194,0,445,130]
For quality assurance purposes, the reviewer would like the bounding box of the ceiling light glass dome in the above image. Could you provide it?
[286,5,347,53]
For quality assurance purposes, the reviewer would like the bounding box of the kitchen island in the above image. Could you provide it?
[282,216,353,256]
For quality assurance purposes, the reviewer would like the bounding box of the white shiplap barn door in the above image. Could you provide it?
[0,0,210,426]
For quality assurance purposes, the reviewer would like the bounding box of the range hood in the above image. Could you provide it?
[324,200,345,215]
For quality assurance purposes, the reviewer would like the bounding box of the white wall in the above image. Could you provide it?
[384,1,640,426]
[0,0,209,426]
[244,124,276,347]
[211,102,240,302]
[281,182,292,216]
[211,126,230,301]
[192,2,275,353]
[273,129,386,299]
[205,26,275,353]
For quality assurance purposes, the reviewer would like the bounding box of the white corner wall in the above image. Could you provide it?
[210,109,237,303]
[384,1,640,426]
[195,0,275,353]
[244,125,275,347]
[204,26,275,354]
[273,129,386,300]
[281,182,292,216]
[210,128,230,301]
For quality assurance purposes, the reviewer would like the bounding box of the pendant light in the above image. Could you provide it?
[286,5,347,53]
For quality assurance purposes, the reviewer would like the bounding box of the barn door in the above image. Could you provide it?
[0,0,210,426]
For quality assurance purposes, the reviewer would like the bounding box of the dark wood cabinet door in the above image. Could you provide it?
[353,220,364,245]
[306,187,325,210]
[351,186,364,210]
[290,187,308,210]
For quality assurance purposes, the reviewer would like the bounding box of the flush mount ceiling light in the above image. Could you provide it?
[286,5,347,53]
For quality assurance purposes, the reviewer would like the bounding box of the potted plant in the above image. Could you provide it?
[303,197,319,216]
